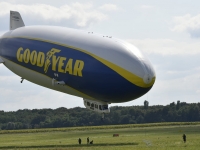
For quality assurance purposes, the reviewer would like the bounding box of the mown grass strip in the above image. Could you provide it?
[0,142,139,149]
[0,122,199,134]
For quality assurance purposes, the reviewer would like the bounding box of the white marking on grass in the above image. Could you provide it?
[143,140,152,146]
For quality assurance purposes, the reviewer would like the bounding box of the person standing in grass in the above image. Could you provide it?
[183,134,186,143]
[87,137,89,144]
[78,138,82,144]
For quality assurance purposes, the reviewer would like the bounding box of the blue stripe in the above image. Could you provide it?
[1,38,152,102]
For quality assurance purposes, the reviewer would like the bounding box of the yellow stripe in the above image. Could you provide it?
[2,36,155,88]
[91,55,156,88]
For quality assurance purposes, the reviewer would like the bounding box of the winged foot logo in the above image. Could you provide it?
[16,47,84,77]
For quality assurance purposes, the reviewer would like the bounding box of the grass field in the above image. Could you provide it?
[0,122,200,150]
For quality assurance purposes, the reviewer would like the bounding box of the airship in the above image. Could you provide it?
[0,11,155,118]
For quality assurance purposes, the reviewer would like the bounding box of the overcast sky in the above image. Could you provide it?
[0,0,200,111]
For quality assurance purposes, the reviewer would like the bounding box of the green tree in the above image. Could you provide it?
[176,100,180,110]
[144,100,149,109]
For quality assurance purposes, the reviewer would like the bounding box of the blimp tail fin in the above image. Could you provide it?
[10,11,25,30]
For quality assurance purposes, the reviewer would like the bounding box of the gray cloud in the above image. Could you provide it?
[172,14,200,38]
[0,2,108,30]
[140,5,155,10]
[99,4,120,11]
[127,39,200,55]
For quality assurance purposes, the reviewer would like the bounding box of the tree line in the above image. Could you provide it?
[0,101,200,130]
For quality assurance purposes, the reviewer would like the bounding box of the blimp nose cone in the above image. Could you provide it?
[118,40,156,89]
[143,74,152,84]
[141,59,156,86]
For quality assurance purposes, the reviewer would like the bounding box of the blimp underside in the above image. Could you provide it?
[0,11,156,117]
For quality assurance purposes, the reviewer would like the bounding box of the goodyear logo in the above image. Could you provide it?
[16,47,84,77]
